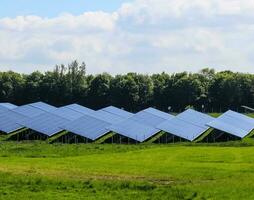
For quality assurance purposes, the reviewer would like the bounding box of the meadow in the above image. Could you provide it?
[0,140,254,199]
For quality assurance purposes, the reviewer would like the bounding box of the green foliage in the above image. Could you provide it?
[0,62,253,112]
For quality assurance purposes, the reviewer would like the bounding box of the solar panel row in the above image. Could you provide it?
[0,102,253,143]
[206,110,254,139]
[19,104,97,137]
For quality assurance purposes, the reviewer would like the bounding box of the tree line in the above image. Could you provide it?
[0,61,253,113]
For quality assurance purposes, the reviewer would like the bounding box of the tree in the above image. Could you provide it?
[151,72,171,111]
[87,73,112,109]
[0,71,24,105]
[109,74,139,111]
[0,64,253,112]
[23,71,43,103]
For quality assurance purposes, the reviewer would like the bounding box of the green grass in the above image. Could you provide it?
[0,141,254,199]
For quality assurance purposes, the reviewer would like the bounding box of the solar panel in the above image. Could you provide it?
[0,106,11,114]
[207,120,248,138]
[65,104,95,115]
[101,106,134,118]
[0,107,8,114]
[29,102,57,112]
[0,103,17,110]
[176,109,214,129]
[225,110,254,125]
[63,115,112,140]
[87,110,125,124]
[143,108,174,120]
[109,119,160,142]
[157,117,207,141]
[0,110,27,133]
[130,110,169,127]
[19,112,69,136]
[217,114,253,132]
[51,106,84,121]
[12,104,45,118]
[206,110,254,138]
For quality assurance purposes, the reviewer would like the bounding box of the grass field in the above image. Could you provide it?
[0,140,254,199]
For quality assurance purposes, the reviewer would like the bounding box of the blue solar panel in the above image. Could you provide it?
[87,110,125,124]
[51,106,84,121]
[65,104,95,115]
[176,109,214,129]
[0,103,17,110]
[225,110,254,125]
[0,106,12,114]
[143,108,174,120]
[20,112,69,136]
[206,110,254,138]
[109,119,160,142]
[0,111,26,133]
[0,107,8,114]
[63,115,111,140]
[130,110,169,127]
[218,114,253,132]
[101,106,134,118]
[207,120,247,138]
[12,104,45,117]
[157,118,207,141]
[29,102,57,112]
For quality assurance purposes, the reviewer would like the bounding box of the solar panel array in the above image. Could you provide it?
[157,109,215,141]
[207,110,254,138]
[0,101,253,143]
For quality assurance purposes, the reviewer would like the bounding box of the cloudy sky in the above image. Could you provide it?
[0,0,254,74]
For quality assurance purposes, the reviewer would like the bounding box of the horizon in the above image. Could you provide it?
[1,0,254,74]
[1,63,253,76]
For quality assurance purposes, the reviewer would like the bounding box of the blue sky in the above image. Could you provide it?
[0,0,253,74]
[0,0,131,17]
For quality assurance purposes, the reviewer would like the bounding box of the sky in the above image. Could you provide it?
[0,0,254,74]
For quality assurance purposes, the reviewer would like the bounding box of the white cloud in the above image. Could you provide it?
[0,0,254,74]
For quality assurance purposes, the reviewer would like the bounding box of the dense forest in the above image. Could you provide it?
[0,61,253,112]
